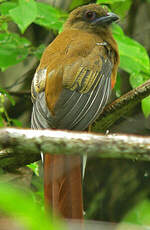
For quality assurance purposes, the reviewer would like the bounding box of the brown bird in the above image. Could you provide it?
[31,4,119,219]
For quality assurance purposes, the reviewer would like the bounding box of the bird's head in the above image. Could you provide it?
[64,4,119,33]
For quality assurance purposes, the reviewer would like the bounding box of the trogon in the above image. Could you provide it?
[31,3,119,219]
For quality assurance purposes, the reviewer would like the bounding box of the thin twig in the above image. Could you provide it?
[7,91,31,97]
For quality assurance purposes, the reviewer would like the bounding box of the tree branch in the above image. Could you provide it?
[7,90,31,97]
[93,79,150,132]
[1,128,150,170]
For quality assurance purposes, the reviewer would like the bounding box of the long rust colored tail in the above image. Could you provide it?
[44,154,83,219]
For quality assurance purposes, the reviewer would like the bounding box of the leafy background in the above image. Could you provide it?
[0,0,150,229]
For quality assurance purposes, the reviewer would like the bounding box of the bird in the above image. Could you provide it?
[31,3,120,219]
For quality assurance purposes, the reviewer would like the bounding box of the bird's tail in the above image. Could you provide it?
[44,154,83,219]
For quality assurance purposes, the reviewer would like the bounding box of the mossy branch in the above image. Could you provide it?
[1,128,150,170]
[93,79,150,132]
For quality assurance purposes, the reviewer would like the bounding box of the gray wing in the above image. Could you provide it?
[31,56,112,131]
[31,92,55,129]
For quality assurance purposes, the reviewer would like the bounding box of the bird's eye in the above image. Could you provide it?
[84,11,96,21]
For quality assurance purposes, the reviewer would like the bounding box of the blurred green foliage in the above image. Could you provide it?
[27,162,39,176]
[0,88,22,126]
[0,183,64,230]
[123,199,150,226]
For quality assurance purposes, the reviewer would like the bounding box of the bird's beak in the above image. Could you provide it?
[92,12,119,25]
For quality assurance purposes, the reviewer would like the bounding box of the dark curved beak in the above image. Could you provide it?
[92,12,119,25]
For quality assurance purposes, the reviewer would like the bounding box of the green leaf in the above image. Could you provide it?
[0,33,30,70]
[113,25,150,74]
[11,119,22,127]
[0,115,4,127]
[0,183,64,230]
[129,72,150,118]
[123,199,150,226]
[34,44,45,60]
[27,162,39,176]
[0,106,4,114]
[69,0,85,10]
[0,88,16,106]
[0,2,17,15]
[114,73,121,97]
[111,0,132,17]
[9,0,37,33]
[34,2,67,31]
[142,96,150,118]
[96,0,125,4]
[0,22,8,32]
[130,72,150,89]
